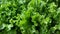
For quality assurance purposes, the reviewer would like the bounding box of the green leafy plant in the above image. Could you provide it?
[0,0,60,34]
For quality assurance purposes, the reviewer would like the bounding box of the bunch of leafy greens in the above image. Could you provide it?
[0,0,60,34]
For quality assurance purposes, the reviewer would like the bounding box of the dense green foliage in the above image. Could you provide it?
[0,0,60,34]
